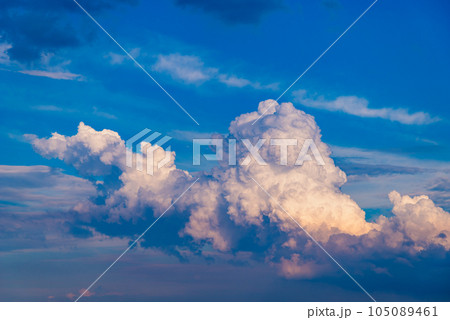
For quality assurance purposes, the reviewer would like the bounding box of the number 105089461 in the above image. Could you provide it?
[368,306,438,317]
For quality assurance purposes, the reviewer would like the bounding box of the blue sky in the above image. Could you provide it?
[0,0,450,301]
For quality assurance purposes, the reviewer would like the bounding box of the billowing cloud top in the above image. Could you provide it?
[29,100,450,278]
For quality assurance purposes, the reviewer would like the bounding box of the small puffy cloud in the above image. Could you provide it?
[66,289,94,300]
[153,53,218,84]
[378,191,450,251]
[293,89,439,125]
[29,122,125,176]
[218,74,251,88]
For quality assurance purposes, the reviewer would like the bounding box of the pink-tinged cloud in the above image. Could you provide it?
[66,293,76,300]
[66,289,94,301]
[28,100,450,279]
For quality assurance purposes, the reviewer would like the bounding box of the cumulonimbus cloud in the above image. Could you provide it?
[28,100,450,278]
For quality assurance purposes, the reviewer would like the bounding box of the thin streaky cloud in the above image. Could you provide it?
[293,89,439,125]
[252,0,380,125]
[19,70,83,81]
[153,53,279,90]
[72,0,200,126]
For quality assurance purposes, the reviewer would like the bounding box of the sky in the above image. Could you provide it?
[0,0,450,302]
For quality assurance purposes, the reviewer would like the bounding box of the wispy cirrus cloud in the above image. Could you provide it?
[0,165,95,215]
[19,69,83,80]
[218,74,278,90]
[32,105,64,112]
[152,53,278,90]
[293,89,439,125]
[0,50,85,81]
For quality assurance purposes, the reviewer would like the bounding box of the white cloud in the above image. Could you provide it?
[1,44,83,81]
[97,143,193,221]
[217,74,250,87]
[209,100,376,245]
[29,122,125,176]
[28,100,450,279]
[153,53,278,89]
[378,191,450,251]
[293,89,439,125]
[153,53,217,84]
[28,122,193,221]
[19,70,83,81]
[18,53,84,81]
